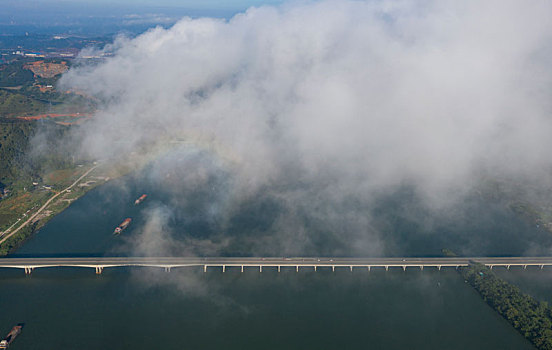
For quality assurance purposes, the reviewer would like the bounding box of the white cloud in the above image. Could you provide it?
[59,0,552,255]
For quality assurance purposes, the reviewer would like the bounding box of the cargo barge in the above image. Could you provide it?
[134,194,147,205]
[114,218,132,235]
[0,325,22,349]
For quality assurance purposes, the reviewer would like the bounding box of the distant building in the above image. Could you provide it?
[24,52,45,58]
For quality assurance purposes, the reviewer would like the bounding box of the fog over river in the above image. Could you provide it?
[3,153,552,349]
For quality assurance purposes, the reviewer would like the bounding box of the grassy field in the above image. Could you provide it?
[0,164,99,255]
[0,89,48,117]
[0,159,141,256]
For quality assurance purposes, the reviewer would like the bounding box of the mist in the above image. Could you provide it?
[55,0,552,258]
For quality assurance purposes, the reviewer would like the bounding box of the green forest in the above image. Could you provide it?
[460,263,552,350]
[0,120,74,187]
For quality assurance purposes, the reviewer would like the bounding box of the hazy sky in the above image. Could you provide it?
[0,0,288,31]
[2,0,286,14]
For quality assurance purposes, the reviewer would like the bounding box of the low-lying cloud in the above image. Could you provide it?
[59,0,552,257]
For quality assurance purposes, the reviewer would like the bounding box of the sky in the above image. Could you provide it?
[0,0,288,34]
[1,0,286,20]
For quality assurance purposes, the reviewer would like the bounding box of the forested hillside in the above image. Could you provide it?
[0,119,73,186]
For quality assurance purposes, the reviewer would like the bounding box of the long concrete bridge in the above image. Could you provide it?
[2,256,552,275]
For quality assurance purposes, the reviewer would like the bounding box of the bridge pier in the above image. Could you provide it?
[402,265,406,271]
[541,265,544,269]
[222,265,226,273]
[507,265,510,270]
[489,265,493,270]
[95,266,103,275]
[385,266,389,271]
[349,266,353,272]
[419,266,423,271]
[438,265,441,271]
[332,266,335,272]
[296,266,299,272]
[367,266,370,272]
[165,267,171,273]
[523,265,527,269]
[314,266,317,272]
[259,266,262,273]
[278,266,281,273]
[241,265,244,273]
[203,265,207,273]
[24,267,33,275]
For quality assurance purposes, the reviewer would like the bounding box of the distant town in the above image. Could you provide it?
[0,32,112,62]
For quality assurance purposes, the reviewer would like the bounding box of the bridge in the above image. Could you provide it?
[2,256,552,274]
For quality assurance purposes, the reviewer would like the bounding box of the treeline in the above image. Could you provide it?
[460,263,552,349]
[0,58,35,87]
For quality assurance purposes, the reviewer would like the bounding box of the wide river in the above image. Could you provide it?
[2,151,552,349]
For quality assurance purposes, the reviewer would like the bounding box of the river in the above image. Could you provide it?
[2,150,552,349]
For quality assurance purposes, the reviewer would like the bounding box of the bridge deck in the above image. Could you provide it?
[1,257,552,274]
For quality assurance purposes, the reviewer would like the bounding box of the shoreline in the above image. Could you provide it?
[0,164,98,247]
[0,163,116,256]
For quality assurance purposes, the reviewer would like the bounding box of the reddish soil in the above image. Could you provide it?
[24,61,68,78]
[16,113,89,121]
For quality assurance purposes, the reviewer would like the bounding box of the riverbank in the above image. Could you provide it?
[459,263,552,350]
[0,164,107,255]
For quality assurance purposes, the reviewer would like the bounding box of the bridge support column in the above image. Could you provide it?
[541,265,544,270]
[241,266,244,273]
[523,265,527,269]
[402,266,406,271]
[204,265,207,273]
[296,266,299,272]
[438,265,441,271]
[507,265,510,270]
[367,266,370,272]
[332,266,335,272]
[222,265,226,273]
[385,266,389,271]
[165,267,171,273]
[259,266,262,273]
[419,266,423,271]
[95,266,103,275]
[24,267,33,275]
[489,265,493,270]
[314,266,317,272]
[278,266,281,273]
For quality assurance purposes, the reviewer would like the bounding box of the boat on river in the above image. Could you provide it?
[134,194,147,205]
[0,324,22,349]
[114,218,132,235]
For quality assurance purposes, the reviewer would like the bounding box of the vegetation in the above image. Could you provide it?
[0,57,97,118]
[0,58,35,87]
[0,169,101,256]
[0,89,48,117]
[441,248,457,257]
[460,263,552,350]
[0,117,95,255]
[478,178,552,233]
[0,119,74,185]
